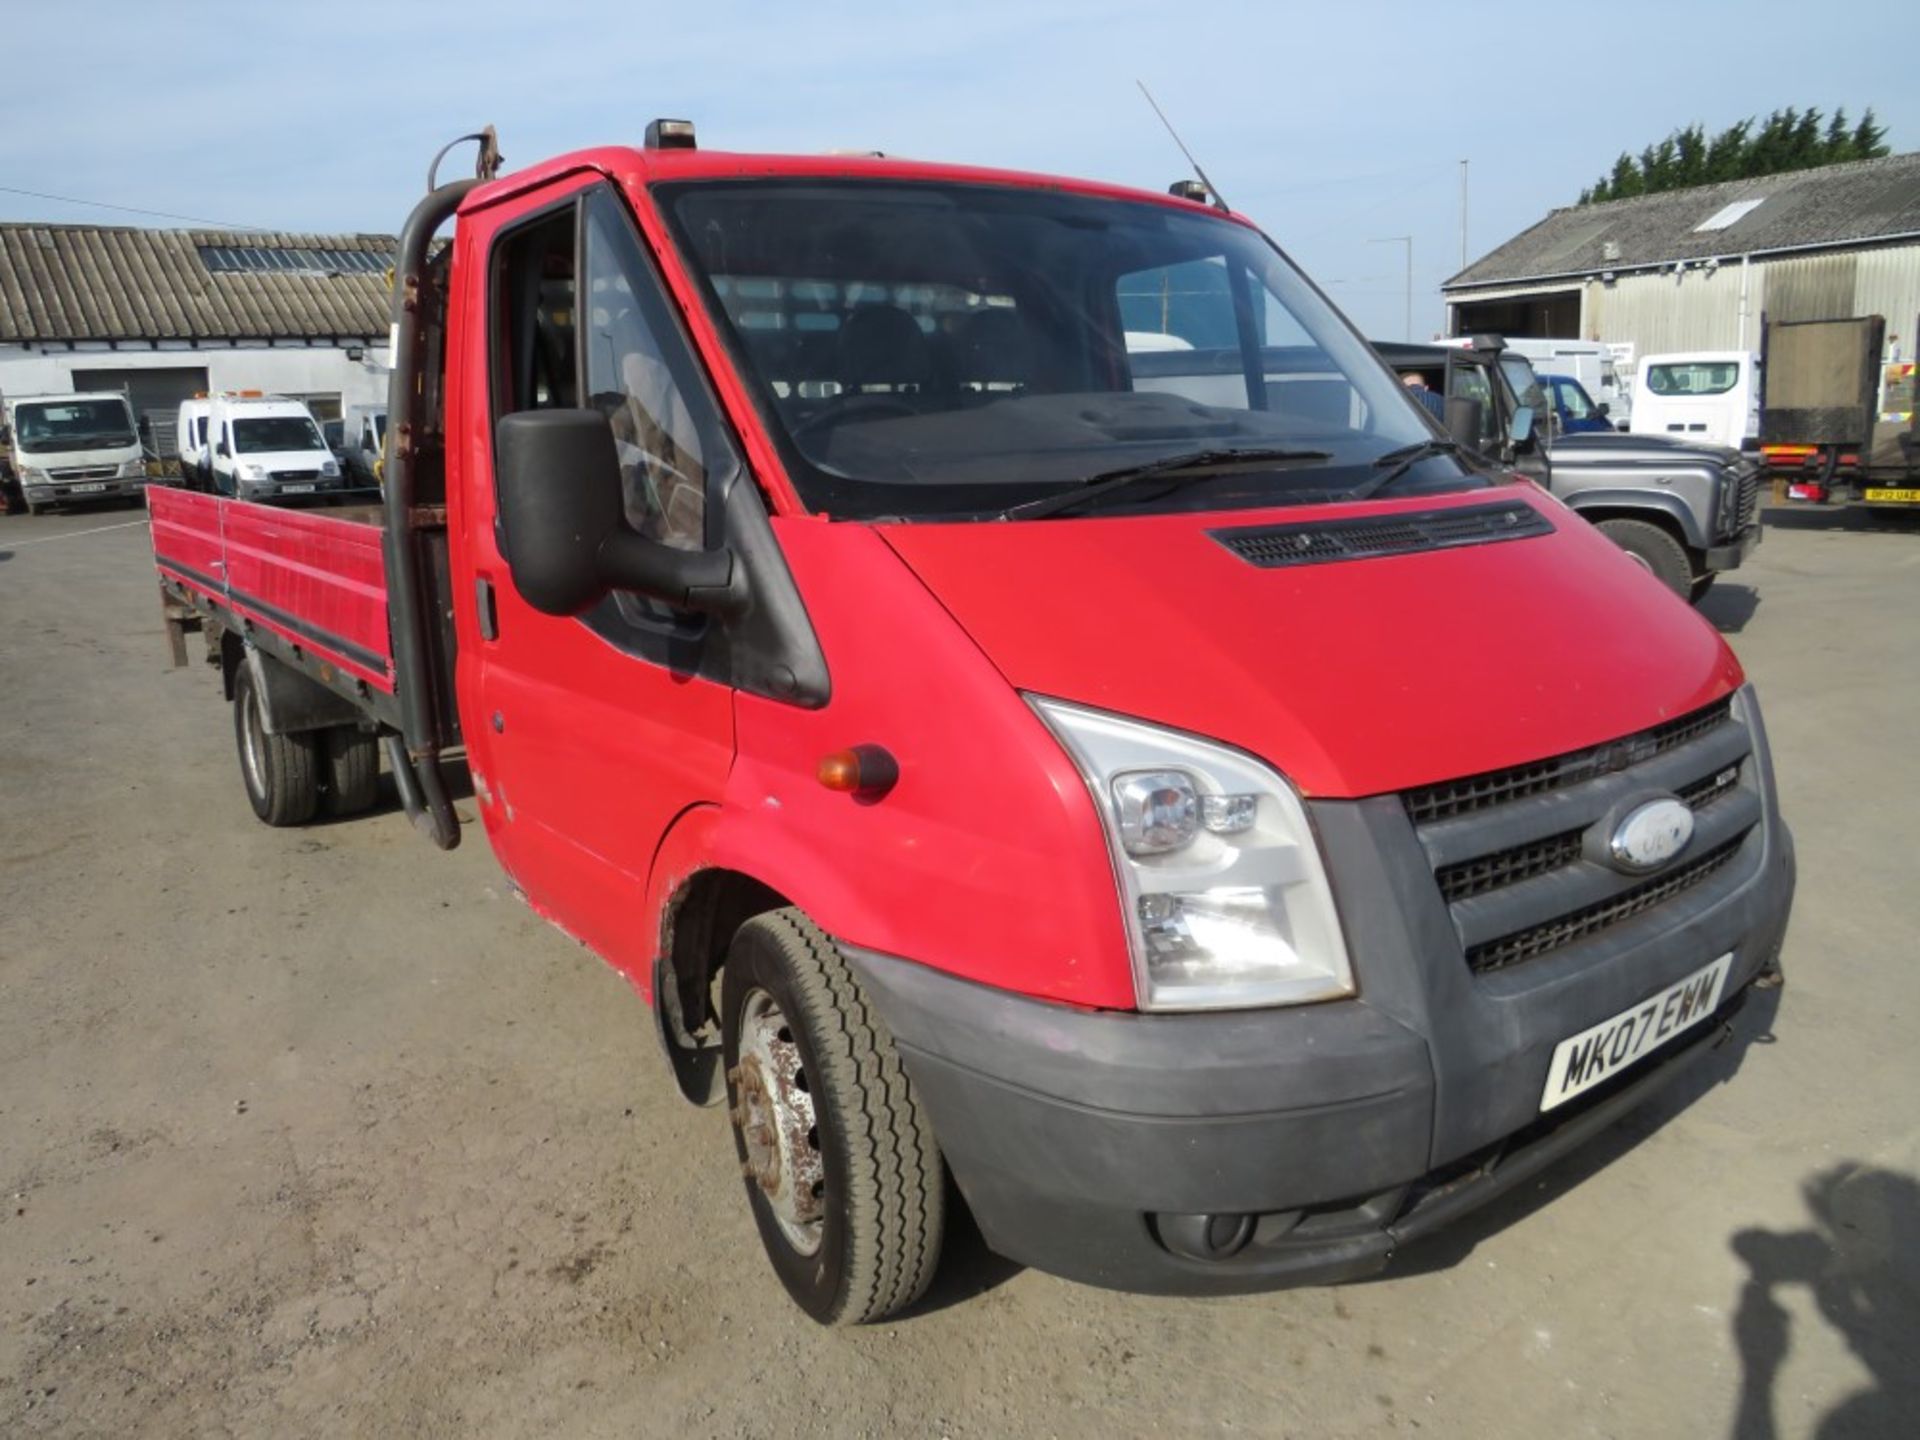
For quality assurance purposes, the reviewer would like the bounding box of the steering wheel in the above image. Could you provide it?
[791,393,919,439]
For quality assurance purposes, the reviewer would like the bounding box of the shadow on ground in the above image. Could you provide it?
[1729,1163,1920,1439]
[1700,581,1761,634]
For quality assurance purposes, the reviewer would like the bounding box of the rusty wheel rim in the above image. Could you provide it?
[734,988,826,1256]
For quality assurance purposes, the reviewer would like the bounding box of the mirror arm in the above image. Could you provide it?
[598,530,749,616]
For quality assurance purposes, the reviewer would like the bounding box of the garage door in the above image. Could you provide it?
[70,366,209,459]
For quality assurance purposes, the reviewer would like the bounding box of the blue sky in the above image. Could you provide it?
[1,1,1912,341]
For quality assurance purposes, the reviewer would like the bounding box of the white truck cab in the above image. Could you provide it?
[207,394,342,501]
[176,397,213,489]
[1498,338,1630,429]
[1630,352,1760,452]
[3,392,148,514]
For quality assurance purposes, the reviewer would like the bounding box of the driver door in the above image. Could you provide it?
[454,178,737,984]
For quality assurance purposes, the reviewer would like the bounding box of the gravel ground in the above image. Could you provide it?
[0,500,1915,1438]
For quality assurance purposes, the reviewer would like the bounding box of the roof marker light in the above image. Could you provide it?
[645,118,697,151]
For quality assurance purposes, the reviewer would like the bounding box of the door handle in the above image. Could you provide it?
[475,577,499,641]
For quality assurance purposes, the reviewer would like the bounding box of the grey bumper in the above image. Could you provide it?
[22,477,148,503]
[841,719,1795,1296]
[1704,522,1761,572]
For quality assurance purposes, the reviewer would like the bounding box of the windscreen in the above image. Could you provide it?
[14,398,135,450]
[233,416,324,453]
[661,180,1470,520]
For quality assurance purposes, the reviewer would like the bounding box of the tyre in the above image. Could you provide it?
[232,665,320,825]
[1596,517,1693,600]
[721,909,945,1325]
[320,725,379,816]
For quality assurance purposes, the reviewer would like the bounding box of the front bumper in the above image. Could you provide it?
[1704,521,1761,573]
[21,475,149,503]
[842,729,1795,1296]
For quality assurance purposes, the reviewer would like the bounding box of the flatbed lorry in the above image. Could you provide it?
[150,123,1796,1324]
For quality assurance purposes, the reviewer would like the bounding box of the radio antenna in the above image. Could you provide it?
[1136,80,1230,212]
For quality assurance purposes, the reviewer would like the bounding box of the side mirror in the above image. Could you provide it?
[1510,404,1537,446]
[1595,401,1611,418]
[493,409,742,617]
[1443,395,1486,453]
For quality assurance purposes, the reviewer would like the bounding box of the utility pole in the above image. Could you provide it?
[1459,159,1470,270]
[1371,235,1413,341]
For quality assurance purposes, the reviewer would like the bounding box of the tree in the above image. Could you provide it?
[1578,107,1892,203]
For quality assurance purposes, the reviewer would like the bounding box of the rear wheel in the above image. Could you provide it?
[233,665,320,826]
[721,909,945,1325]
[1595,517,1693,600]
[320,726,380,816]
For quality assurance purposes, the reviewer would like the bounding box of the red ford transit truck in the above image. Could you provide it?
[148,123,1795,1324]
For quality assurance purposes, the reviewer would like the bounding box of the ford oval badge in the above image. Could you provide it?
[1610,798,1695,873]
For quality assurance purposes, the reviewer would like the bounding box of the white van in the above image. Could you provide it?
[2,392,149,514]
[1499,338,1629,428]
[1630,352,1760,452]
[176,397,213,489]
[207,394,344,501]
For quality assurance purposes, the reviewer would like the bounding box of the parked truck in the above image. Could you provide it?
[148,124,1795,1324]
[1,391,149,513]
[1759,316,1920,508]
[1378,340,1764,601]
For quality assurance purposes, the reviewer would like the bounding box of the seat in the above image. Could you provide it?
[836,304,933,393]
[954,308,1034,391]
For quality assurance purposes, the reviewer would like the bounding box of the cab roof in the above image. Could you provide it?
[462,145,1243,225]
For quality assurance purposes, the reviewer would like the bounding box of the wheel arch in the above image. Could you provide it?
[1566,493,1703,553]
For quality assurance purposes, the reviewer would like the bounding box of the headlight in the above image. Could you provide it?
[237,463,266,480]
[22,466,49,482]
[120,458,148,477]
[320,460,339,477]
[1030,697,1354,1012]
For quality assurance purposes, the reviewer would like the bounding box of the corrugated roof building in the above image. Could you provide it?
[0,223,397,457]
[1442,153,1920,372]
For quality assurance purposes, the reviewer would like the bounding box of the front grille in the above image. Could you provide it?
[1405,698,1734,825]
[1723,466,1762,537]
[1465,840,1744,974]
[272,469,320,482]
[1212,500,1553,570]
[1437,830,1583,903]
[1405,692,1760,975]
[51,465,117,480]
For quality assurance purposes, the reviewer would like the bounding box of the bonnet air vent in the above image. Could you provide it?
[1211,499,1554,569]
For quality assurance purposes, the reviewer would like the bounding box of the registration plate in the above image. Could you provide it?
[73,482,106,493]
[281,483,315,494]
[1864,487,1920,503]
[1541,954,1732,1111]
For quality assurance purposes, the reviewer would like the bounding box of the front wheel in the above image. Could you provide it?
[1595,517,1694,600]
[722,910,945,1325]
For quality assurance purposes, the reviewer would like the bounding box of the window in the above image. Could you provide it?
[491,186,739,639]
[1450,364,1502,450]
[13,398,135,448]
[663,180,1450,522]
[1556,379,1593,420]
[1647,361,1739,396]
[1117,258,1349,423]
[232,416,323,453]
[493,206,579,414]
[581,187,712,553]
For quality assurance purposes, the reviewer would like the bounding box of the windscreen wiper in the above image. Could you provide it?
[998,446,1332,521]
[1346,438,1463,502]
